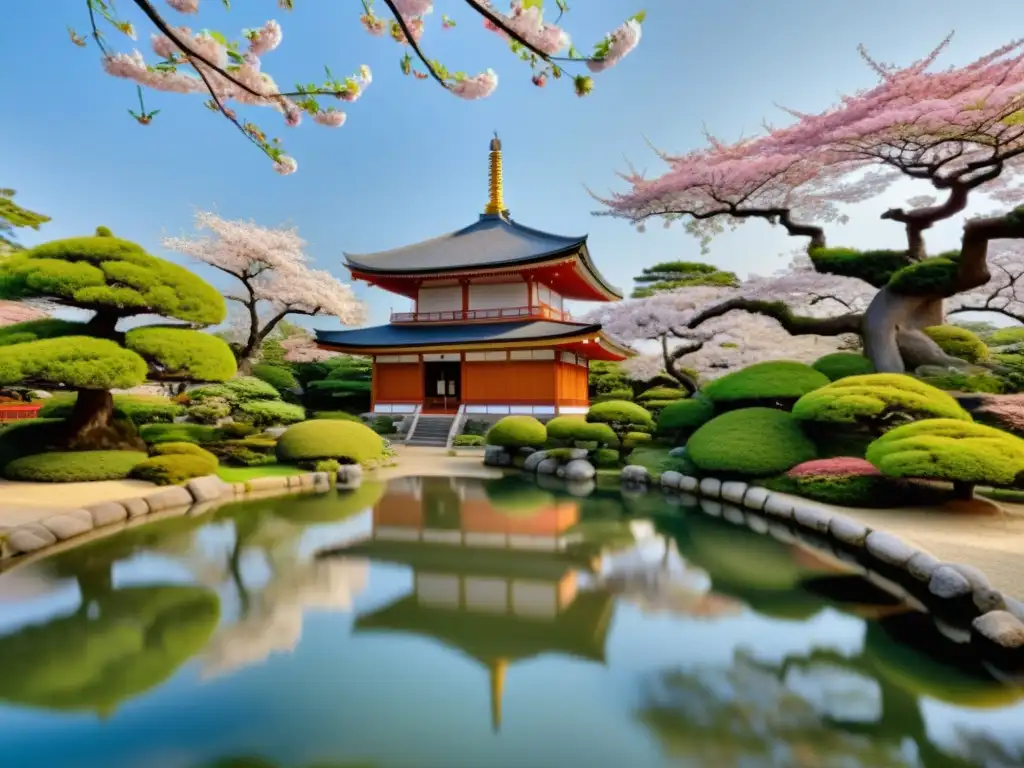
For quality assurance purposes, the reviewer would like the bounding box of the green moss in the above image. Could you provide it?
[919,371,1005,394]
[586,400,654,430]
[149,441,218,464]
[702,361,829,407]
[624,432,652,450]
[655,395,715,435]
[130,452,219,485]
[637,386,684,403]
[922,325,989,363]
[888,256,960,296]
[628,445,693,477]
[987,327,1024,347]
[792,373,972,425]
[592,448,621,468]
[0,319,87,347]
[3,450,147,482]
[0,418,65,468]
[250,363,299,391]
[811,352,875,381]
[866,418,1024,487]
[235,399,305,427]
[453,434,485,447]
[687,407,817,477]
[0,336,148,389]
[545,415,618,447]
[124,326,237,382]
[275,418,384,464]
[485,415,547,449]
[140,423,220,445]
[188,376,280,404]
[808,246,910,288]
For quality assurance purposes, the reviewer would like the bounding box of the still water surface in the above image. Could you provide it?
[0,475,1022,768]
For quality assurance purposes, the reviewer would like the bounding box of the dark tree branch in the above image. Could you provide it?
[660,334,699,395]
[687,297,863,336]
[959,208,1024,292]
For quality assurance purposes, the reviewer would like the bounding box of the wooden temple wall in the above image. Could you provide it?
[462,360,557,404]
[373,360,421,402]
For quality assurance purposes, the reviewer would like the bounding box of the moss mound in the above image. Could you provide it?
[987,327,1024,347]
[485,415,547,449]
[792,373,972,425]
[811,352,875,381]
[3,450,147,482]
[687,407,817,477]
[130,452,218,485]
[149,441,219,463]
[866,418,1024,487]
[655,395,715,435]
[140,423,220,445]
[702,361,829,407]
[275,418,384,464]
[923,325,989,363]
[586,400,654,430]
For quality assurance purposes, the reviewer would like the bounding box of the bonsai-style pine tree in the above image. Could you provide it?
[0,188,50,253]
[0,227,236,447]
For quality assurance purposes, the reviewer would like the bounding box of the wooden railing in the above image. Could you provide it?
[391,304,571,324]
[0,403,42,423]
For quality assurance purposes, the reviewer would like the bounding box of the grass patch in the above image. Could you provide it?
[215,463,304,482]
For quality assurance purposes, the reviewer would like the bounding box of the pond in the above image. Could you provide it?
[0,475,1022,768]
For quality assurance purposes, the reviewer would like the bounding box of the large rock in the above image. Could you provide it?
[568,448,589,461]
[484,445,512,467]
[660,471,683,490]
[39,510,94,541]
[523,450,550,473]
[742,486,770,511]
[86,501,129,527]
[6,523,57,553]
[929,565,972,599]
[698,477,722,497]
[563,459,595,481]
[864,531,918,567]
[973,611,1024,650]
[337,464,363,485]
[621,465,649,484]
[536,458,560,475]
[828,515,869,547]
[120,497,150,517]
[146,485,194,511]
[720,481,747,504]
[565,479,596,497]
[186,475,230,503]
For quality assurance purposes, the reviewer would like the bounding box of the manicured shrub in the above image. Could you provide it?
[39,394,183,425]
[313,411,363,421]
[702,361,830,410]
[3,450,147,482]
[150,441,218,464]
[215,421,257,439]
[275,418,384,464]
[124,326,237,382]
[687,407,817,478]
[593,388,634,403]
[0,418,65,469]
[485,415,548,449]
[461,419,489,436]
[251,363,299,391]
[786,457,880,478]
[656,395,715,441]
[923,325,989,363]
[140,423,219,445]
[592,448,620,468]
[792,373,971,428]
[130,453,218,485]
[624,432,652,450]
[235,399,305,427]
[453,434,485,447]
[866,418,1024,498]
[369,415,396,435]
[764,473,898,508]
[637,386,684,403]
[188,376,280,405]
[545,416,618,448]
[209,438,277,466]
[586,400,654,447]
[918,370,1005,394]
[812,352,875,381]
[988,327,1024,347]
[186,396,231,424]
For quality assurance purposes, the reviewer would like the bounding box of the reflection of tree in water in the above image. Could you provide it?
[0,584,219,716]
[201,758,376,767]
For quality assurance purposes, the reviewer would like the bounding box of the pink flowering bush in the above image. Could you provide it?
[975,396,1024,437]
[69,0,644,173]
[766,455,908,508]
[786,457,881,478]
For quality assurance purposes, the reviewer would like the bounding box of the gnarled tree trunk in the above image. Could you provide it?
[65,388,145,451]
[861,288,967,374]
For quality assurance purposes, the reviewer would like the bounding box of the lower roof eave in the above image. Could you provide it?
[315,331,631,361]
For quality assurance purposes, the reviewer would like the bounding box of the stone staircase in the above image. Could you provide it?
[405,414,456,447]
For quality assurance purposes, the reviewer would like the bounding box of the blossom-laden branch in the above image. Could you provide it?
[73,0,644,174]
[163,211,366,370]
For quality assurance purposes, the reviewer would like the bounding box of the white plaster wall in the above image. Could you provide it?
[468,281,528,310]
[535,282,563,310]
[417,285,462,312]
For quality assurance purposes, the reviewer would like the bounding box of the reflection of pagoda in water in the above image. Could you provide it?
[325,477,615,730]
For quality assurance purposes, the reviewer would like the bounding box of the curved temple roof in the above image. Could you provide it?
[344,214,622,299]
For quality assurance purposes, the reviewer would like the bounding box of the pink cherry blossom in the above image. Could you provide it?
[482,0,570,56]
[281,335,341,363]
[360,14,387,36]
[247,20,283,57]
[312,109,346,127]
[587,19,642,73]
[273,156,297,175]
[392,0,433,17]
[165,0,199,13]
[451,69,498,100]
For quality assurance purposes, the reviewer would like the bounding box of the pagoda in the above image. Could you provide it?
[316,135,629,420]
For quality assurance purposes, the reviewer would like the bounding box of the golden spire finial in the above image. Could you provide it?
[484,131,505,215]
[489,658,508,731]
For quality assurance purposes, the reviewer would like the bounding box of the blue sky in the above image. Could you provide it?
[2,1,1021,331]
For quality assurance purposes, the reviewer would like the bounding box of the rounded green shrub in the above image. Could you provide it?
[792,373,972,426]
[3,450,147,482]
[624,432,652,450]
[988,327,1024,347]
[130,453,218,485]
[275,418,384,464]
[812,352,875,381]
[585,401,654,448]
[251,363,299,391]
[124,326,237,383]
[918,370,1005,394]
[922,325,989,363]
[235,399,305,427]
[701,361,829,408]
[313,410,363,421]
[866,418,1024,490]
[637,386,684,403]
[149,441,218,463]
[453,434,486,447]
[592,448,620,468]
[656,395,715,437]
[140,423,219,445]
[188,376,280,405]
[186,397,231,424]
[545,415,618,447]
[687,407,817,477]
[0,418,65,469]
[485,415,547,449]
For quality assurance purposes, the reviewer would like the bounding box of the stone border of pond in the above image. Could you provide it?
[632,467,1024,672]
[0,465,365,566]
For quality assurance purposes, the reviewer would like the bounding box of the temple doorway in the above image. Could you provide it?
[423,361,461,412]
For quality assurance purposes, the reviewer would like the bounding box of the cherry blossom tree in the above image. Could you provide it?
[947,240,1024,326]
[71,1,644,174]
[595,35,1024,374]
[163,210,365,373]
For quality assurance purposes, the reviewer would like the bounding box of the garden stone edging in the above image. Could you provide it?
[662,472,1024,666]
[0,469,348,564]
